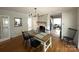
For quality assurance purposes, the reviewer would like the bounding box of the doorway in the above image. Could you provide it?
[50,16,62,38]
[0,16,10,42]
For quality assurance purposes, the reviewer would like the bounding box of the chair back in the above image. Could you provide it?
[30,38,41,48]
[22,31,29,40]
[67,28,77,39]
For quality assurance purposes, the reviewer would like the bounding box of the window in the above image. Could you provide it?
[53,18,61,25]
[28,17,32,31]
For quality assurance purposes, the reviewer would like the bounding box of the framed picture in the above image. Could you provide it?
[14,17,22,27]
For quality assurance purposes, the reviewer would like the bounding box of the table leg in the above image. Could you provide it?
[50,37,52,48]
[43,42,46,52]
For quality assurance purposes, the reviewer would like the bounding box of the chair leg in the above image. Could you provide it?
[63,40,70,47]
[23,40,30,48]
[30,45,43,52]
[23,40,27,47]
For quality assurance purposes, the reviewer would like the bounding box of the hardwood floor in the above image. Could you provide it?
[48,37,79,52]
[0,35,79,52]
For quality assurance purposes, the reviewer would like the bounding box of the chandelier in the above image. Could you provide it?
[33,8,37,17]
[30,8,39,17]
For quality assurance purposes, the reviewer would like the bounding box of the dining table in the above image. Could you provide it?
[27,30,52,52]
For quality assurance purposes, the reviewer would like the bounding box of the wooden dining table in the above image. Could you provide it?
[27,30,52,52]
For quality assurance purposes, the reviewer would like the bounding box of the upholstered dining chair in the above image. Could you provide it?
[22,31,31,47]
[22,31,42,51]
[30,38,42,52]
[63,28,77,47]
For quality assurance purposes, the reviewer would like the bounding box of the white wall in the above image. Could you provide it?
[62,8,77,45]
[77,8,79,48]
[0,9,28,38]
[0,17,1,39]
[32,17,38,30]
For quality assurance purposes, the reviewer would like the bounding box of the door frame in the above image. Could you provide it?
[50,15,62,39]
[0,15,10,42]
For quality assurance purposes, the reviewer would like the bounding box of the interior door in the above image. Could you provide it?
[0,16,10,40]
[2,17,10,39]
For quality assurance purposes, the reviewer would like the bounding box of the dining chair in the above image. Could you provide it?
[22,31,42,51]
[30,38,42,52]
[63,28,77,47]
[22,31,31,47]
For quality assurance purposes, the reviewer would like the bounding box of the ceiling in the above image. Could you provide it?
[0,7,76,16]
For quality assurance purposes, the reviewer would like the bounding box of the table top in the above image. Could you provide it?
[28,30,51,42]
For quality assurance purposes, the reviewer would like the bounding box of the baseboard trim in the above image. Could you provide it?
[0,35,22,42]
[10,35,22,39]
[0,38,10,42]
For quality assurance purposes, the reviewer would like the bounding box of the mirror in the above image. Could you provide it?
[14,17,22,27]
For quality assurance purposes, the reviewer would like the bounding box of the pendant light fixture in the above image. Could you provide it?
[28,8,39,17]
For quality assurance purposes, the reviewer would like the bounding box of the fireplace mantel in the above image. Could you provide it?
[37,21,47,24]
